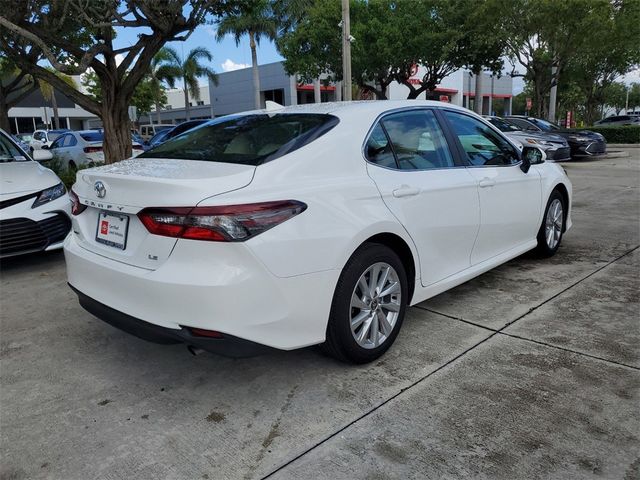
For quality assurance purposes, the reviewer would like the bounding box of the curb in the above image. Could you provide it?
[607,144,640,148]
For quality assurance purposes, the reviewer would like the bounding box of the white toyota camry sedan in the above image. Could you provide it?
[64,101,572,363]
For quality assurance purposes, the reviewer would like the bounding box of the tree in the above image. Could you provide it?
[278,0,505,101]
[216,0,277,109]
[558,0,640,124]
[163,47,218,121]
[38,68,77,130]
[0,56,39,132]
[149,48,181,124]
[81,71,167,123]
[495,0,615,119]
[0,1,224,163]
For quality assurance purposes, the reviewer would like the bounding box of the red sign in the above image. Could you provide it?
[526,98,532,110]
[100,220,109,235]
[566,110,572,128]
[439,95,450,103]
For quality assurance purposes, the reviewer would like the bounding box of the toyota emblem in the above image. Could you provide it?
[94,181,106,198]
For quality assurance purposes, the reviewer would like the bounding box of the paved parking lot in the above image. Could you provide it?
[1,149,639,480]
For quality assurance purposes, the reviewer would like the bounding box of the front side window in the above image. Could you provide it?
[507,118,539,131]
[63,134,77,147]
[49,136,64,149]
[487,117,521,132]
[365,109,454,170]
[140,113,339,166]
[444,111,519,167]
[33,131,44,141]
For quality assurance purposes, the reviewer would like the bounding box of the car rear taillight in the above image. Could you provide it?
[83,146,103,154]
[137,200,307,242]
[132,145,143,151]
[69,189,87,216]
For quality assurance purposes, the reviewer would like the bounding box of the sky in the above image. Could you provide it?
[115,23,283,82]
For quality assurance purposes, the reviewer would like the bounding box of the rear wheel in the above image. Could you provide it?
[321,243,408,363]
[534,190,565,257]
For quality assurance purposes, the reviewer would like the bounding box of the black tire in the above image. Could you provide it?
[533,189,566,258]
[321,243,409,364]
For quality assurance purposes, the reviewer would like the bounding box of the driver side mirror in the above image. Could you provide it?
[520,146,546,173]
[32,148,53,162]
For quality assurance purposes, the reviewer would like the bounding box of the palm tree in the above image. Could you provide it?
[148,48,181,125]
[164,47,218,121]
[38,68,76,129]
[216,0,278,110]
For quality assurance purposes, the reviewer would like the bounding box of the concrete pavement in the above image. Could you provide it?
[1,150,638,479]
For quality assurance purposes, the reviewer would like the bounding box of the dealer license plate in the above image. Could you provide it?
[95,211,129,250]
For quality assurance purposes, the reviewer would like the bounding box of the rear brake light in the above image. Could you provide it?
[137,200,307,242]
[83,146,103,154]
[69,189,87,216]
[132,145,143,150]
[188,328,224,338]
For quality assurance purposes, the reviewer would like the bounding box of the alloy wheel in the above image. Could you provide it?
[545,198,563,249]
[349,262,401,349]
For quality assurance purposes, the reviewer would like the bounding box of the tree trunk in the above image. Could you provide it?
[52,93,60,130]
[184,85,190,121]
[474,73,483,114]
[101,84,132,164]
[250,31,261,110]
[0,90,11,132]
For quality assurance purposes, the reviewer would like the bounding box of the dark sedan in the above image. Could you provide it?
[506,116,607,158]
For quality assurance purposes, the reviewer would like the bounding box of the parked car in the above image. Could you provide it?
[485,116,571,161]
[46,130,144,169]
[594,115,640,126]
[506,116,606,157]
[0,129,71,258]
[144,120,209,151]
[139,124,174,142]
[65,101,572,363]
[29,129,70,150]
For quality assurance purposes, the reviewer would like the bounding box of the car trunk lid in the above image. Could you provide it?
[71,158,255,269]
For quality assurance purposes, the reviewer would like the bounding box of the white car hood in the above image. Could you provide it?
[0,161,61,197]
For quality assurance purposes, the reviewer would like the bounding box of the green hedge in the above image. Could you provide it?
[588,125,640,144]
[42,156,95,189]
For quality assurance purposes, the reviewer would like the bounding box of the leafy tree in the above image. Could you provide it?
[495,0,626,120]
[628,83,640,111]
[216,0,277,109]
[558,0,640,124]
[163,47,218,120]
[0,1,226,163]
[0,56,39,132]
[278,0,506,101]
[81,71,167,123]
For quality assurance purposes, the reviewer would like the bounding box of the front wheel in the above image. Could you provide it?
[321,243,408,364]
[534,190,566,257]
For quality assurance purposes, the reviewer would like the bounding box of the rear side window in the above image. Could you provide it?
[366,109,454,170]
[80,131,104,142]
[140,114,339,165]
[62,134,77,147]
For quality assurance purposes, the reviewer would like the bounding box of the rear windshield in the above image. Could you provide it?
[139,113,339,165]
[488,117,521,132]
[80,131,104,142]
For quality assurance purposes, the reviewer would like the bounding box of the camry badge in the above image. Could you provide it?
[94,181,106,198]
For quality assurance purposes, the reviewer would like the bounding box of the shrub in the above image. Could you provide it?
[42,155,97,190]
[588,125,640,144]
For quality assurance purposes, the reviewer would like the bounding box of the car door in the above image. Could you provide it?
[51,134,75,167]
[365,108,480,287]
[442,110,542,265]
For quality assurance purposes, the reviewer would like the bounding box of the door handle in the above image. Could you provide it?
[479,177,496,188]
[392,186,420,198]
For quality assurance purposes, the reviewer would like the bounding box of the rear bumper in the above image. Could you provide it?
[70,285,273,357]
[64,233,338,351]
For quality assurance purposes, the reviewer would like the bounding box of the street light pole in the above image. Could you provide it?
[341,0,352,101]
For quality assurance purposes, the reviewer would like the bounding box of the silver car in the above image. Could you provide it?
[485,116,571,161]
[594,115,640,126]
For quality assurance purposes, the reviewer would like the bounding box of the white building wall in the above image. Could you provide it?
[165,85,210,109]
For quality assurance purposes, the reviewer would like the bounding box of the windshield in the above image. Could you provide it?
[79,131,104,142]
[531,118,560,131]
[488,117,521,132]
[0,133,29,162]
[140,113,339,166]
